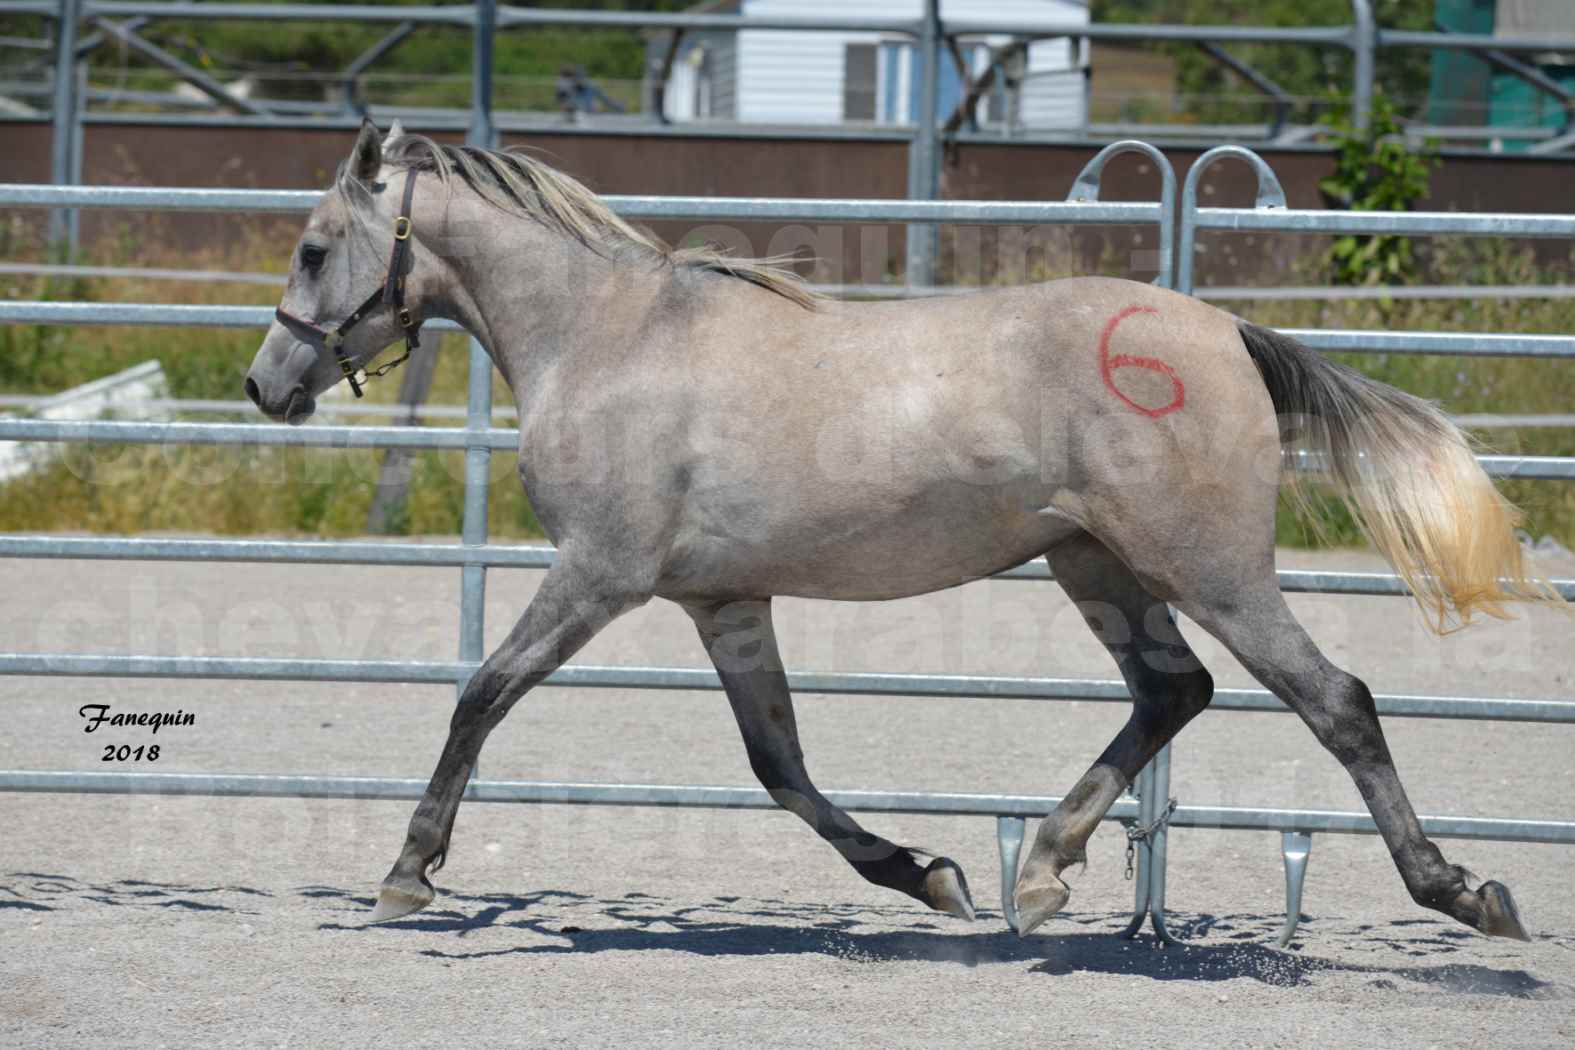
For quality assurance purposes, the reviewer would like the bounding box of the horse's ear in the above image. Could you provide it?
[382,118,408,158]
[349,117,382,182]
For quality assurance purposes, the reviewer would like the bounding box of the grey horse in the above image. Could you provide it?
[246,120,1557,942]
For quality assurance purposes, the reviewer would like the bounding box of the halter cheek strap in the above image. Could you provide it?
[274,169,423,399]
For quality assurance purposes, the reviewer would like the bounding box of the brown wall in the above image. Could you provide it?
[3,122,1573,286]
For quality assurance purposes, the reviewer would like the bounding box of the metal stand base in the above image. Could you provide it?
[996,815,1025,931]
[993,745,1180,943]
[1120,746,1179,945]
[1277,830,1313,947]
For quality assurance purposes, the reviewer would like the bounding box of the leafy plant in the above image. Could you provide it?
[1318,93,1439,288]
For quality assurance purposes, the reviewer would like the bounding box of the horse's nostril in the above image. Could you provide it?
[244,376,262,407]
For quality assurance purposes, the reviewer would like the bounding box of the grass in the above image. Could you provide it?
[0,216,541,539]
[1222,236,1575,548]
[1,229,1571,548]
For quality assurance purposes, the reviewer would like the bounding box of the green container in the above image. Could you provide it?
[1427,0,1497,128]
[1426,0,1572,149]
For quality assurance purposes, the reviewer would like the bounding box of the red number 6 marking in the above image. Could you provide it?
[1098,304,1184,419]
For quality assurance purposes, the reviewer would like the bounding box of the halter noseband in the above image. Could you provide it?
[274,170,423,398]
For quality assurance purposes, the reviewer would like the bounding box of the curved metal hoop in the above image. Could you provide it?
[1067,140,1179,291]
[1177,144,1288,294]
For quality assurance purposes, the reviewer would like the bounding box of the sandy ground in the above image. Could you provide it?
[2,544,1573,1049]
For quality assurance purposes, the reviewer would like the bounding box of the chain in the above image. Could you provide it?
[1122,796,1178,881]
[364,345,413,381]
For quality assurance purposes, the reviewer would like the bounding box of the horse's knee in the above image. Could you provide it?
[453,670,502,719]
[450,666,520,736]
[1133,665,1213,735]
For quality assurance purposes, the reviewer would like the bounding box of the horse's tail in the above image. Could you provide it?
[1235,320,1561,632]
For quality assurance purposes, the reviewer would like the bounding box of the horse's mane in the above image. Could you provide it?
[364,135,818,310]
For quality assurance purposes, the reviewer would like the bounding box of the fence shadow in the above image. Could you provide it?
[303,883,1564,998]
[5,872,1561,999]
[1,870,273,914]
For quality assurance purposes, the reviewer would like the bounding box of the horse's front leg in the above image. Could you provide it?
[371,557,646,921]
[685,598,976,920]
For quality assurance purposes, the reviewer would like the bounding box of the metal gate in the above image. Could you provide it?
[2,143,1573,943]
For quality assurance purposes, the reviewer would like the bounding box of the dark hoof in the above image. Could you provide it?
[921,857,975,921]
[1475,880,1531,942]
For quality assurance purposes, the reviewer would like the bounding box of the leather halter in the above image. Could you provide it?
[274,170,422,398]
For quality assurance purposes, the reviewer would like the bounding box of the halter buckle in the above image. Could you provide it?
[394,216,413,241]
[398,307,413,328]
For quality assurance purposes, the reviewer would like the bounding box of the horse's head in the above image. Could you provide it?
[245,119,423,424]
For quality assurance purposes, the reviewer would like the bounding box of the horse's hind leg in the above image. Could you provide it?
[1178,579,1531,941]
[1013,533,1215,935]
[685,598,976,920]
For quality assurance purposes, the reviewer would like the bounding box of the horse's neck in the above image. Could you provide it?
[423,197,668,402]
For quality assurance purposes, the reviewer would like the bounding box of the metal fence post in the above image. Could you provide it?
[470,0,497,149]
[1349,0,1376,132]
[903,0,940,287]
[1148,144,1288,942]
[458,0,497,700]
[1120,761,1155,938]
[1063,140,1180,941]
[1144,743,1177,942]
[48,0,82,252]
[995,815,1025,929]
[1277,830,1313,946]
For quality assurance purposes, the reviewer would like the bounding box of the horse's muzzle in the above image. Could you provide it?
[245,375,315,426]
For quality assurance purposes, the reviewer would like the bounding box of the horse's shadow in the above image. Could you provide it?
[306,884,1564,998]
[5,872,1560,999]
[1,871,270,914]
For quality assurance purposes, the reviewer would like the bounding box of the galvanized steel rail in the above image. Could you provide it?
[4,653,1574,726]
[1,536,1572,600]
[0,183,1163,226]
[2,417,1569,480]
[3,770,1572,846]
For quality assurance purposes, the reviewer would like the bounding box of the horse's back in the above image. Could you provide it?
[645,276,1277,602]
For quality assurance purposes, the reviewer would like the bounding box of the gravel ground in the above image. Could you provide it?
[2,544,1573,1048]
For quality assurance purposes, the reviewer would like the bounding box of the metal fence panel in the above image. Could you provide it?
[3,143,1572,945]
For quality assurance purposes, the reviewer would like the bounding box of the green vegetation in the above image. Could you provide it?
[1,1,1438,121]
[1241,280,1575,549]
[1317,93,1439,289]
[0,218,542,540]
[0,1,692,105]
[1094,0,1435,123]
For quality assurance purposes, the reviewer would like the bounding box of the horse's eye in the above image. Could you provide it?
[300,244,327,271]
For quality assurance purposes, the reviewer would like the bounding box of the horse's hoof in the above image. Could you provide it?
[369,882,434,923]
[922,857,975,921]
[1475,880,1531,941]
[1012,873,1070,937]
